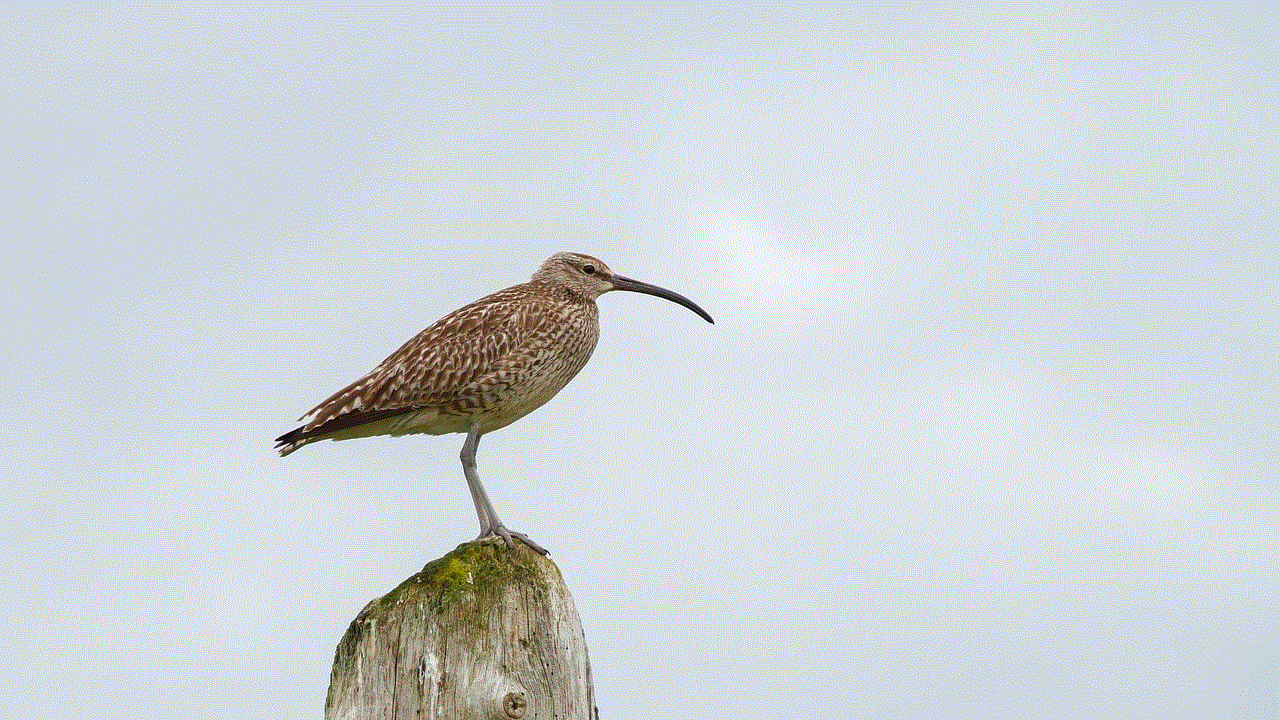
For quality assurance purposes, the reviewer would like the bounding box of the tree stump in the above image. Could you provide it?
[325,538,597,720]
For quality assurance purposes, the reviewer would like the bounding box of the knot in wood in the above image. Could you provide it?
[502,691,527,718]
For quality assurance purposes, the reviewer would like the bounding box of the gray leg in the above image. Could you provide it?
[460,424,495,534]
[460,423,548,555]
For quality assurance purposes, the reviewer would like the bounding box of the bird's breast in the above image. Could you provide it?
[461,299,600,433]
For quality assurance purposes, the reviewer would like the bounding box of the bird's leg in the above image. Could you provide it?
[460,424,496,534]
[459,424,549,555]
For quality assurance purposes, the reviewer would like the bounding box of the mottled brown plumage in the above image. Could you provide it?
[276,251,713,553]
[275,280,601,454]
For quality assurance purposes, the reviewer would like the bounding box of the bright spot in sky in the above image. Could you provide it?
[700,201,853,323]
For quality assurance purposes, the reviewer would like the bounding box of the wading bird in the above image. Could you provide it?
[276,252,713,554]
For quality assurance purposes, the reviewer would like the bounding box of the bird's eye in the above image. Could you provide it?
[582,264,595,275]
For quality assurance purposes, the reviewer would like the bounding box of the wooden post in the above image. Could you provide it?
[325,538,597,720]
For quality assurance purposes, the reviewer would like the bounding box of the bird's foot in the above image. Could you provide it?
[480,525,550,555]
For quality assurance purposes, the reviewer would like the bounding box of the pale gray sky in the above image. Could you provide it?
[2,5,1276,719]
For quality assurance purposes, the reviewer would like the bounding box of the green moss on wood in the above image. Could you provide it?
[336,538,555,654]
[410,539,548,596]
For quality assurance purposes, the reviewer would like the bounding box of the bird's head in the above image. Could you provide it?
[532,252,714,323]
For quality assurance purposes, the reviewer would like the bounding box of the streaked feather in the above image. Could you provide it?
[275,280,598,455]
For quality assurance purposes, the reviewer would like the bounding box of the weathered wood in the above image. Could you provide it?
[325,538,597,720]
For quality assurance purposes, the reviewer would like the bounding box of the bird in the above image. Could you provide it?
[276,252,713,554]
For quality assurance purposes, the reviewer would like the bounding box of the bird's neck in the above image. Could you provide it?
[532,280,595,307]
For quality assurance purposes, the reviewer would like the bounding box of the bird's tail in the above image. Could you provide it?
[274,427,309,456]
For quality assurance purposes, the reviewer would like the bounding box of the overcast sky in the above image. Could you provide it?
[2,5,1276,719]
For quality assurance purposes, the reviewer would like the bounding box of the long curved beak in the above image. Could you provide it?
[611,275,715,324]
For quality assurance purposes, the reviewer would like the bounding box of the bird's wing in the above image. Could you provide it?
[276,286,535,448]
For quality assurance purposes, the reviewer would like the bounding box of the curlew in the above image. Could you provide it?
[276,252,713,554]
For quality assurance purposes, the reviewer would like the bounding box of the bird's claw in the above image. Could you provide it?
[480,525,550,555]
